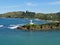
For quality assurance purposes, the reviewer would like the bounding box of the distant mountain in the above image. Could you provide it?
[0,11,60,21]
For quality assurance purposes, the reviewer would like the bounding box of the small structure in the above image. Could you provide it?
[29,20,34,25]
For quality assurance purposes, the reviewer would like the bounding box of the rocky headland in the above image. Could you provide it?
[17,22,60,31]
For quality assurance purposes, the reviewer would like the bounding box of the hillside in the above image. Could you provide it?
[0,11,60,21]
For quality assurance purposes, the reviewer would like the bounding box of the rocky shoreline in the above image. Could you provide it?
[17,22,60,31]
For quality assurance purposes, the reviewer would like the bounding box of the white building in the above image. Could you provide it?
[29,20,34,25]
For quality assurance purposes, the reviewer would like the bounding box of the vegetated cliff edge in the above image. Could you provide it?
[17,22,60,31]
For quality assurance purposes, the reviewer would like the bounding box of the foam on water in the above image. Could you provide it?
[0,24,26,29]
[7,24,26,29]
[0,25,4,28]
[8,26,18,29]
[8,24,19,29]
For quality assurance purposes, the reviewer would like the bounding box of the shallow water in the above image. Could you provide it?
[0,18,60,45]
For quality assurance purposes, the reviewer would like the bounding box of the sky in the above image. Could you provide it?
[0,0,60,14]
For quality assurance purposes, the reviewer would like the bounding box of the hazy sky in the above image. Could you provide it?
[0,0,60,14]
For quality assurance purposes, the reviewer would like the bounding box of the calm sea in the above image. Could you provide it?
[0,18,60,45]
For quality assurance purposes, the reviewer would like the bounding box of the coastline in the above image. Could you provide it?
[17,22,60,31]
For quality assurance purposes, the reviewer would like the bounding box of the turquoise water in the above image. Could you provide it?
[0,18,60,45]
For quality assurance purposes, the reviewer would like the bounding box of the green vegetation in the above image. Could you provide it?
[0,11,60,21]
[17,22,60,31]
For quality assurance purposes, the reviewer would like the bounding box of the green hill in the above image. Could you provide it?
[0,11,60,21]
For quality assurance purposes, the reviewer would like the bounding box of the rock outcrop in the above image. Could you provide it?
[17,22,60,31]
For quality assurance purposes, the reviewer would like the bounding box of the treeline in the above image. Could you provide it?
[0,11,60,21]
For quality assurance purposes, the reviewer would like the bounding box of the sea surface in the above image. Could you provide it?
[0,18,60,45]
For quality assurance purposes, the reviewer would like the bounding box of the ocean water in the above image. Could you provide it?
[0,18,60,45]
